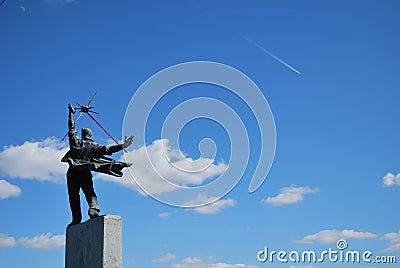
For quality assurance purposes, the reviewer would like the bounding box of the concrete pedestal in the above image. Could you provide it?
[65,215,122,268]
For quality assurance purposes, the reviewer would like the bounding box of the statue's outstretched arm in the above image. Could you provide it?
[122,136,134,149]
[91,136,134,157]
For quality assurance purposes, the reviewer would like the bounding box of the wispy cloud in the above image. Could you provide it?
[381,230,400,252]
[0,233,17,248]
[383,173,400,187]
[158,212,171,219]
[244,36,302,75]
[152,253,176,263]
[42,0,75,3]
[294,229,377,244]
[262,185,319,206]
[0,138,68,183]
[185,194,236,215]
[0,180,21,200]
[172,255,257,268]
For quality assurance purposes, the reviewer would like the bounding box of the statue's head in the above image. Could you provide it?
[81,128,92,140]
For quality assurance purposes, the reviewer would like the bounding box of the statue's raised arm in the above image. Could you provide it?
[68,104,76,130]
[67,104,80,148]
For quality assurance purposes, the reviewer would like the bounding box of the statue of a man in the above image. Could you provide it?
[62,104,134,227]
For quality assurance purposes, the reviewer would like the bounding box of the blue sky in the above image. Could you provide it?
[0,0,399,267]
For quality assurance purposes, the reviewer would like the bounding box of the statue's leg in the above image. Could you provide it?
[81,170,100,219]
[66,169,82,226]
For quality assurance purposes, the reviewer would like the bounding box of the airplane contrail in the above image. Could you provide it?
[244,36,302,75]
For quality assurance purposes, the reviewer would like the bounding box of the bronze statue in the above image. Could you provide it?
[61,103,134,227]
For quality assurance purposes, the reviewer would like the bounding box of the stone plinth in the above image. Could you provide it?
[65,215,122,268]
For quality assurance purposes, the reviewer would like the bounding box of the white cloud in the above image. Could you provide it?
[19,233,65,250]
[0,138,68,183]
[210,264,257,268]
[185,195,236,215]
[294,229,377,244]
[96,139,227,195]
[0,233,17,248]
[0,180,21,199]
[262,185,319,206]
[152,253,176,263]
[158,212,171,218]
[172,256,257,268]
[0,138,226,197]
[0,232,65,250]
[173,256,206,268]
[383,173,400,187]
[381,230,400,252]
[289,265,317,268]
